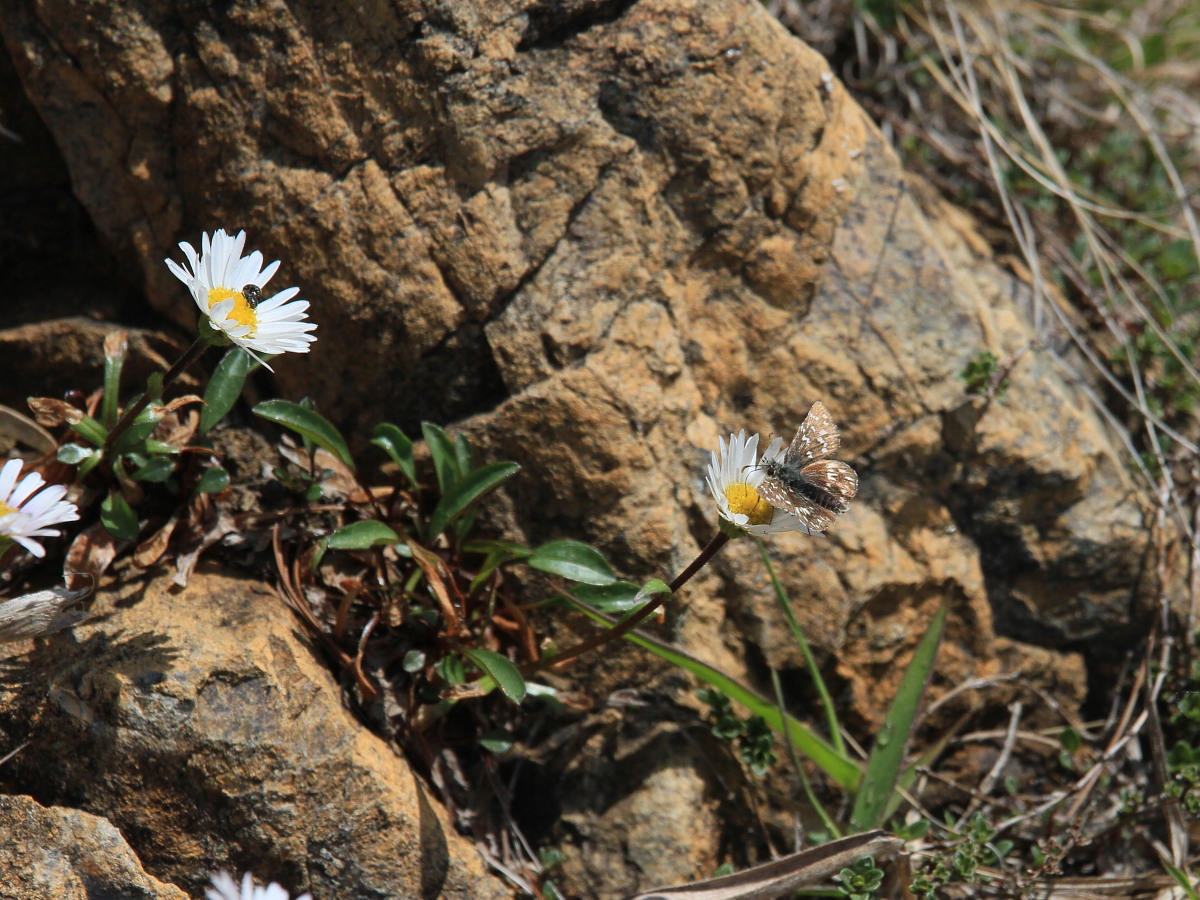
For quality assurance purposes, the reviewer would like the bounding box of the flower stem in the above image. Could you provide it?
[525,531,730,674]
[102,338,210,460]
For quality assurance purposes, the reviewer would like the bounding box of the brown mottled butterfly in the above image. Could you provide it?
[757,401,858,533]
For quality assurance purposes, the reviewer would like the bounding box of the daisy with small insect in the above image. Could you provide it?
[0,458,79,559]
[166,228,317,369]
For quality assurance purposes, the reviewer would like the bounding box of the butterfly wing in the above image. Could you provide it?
[799,460,858,508]
[757,477,839,533]
[785,401,841,465]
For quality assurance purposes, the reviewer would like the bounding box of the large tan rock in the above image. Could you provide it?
[0,567,508,899]
[0,794,188,900]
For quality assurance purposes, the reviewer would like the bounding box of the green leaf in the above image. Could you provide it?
[200,349,252,436]
[463,539,532,557]
[57,443,96,465]
[468,541,532,594]
[422,422,460,492]
[572,578,672,614]
[371,423,417,485]
[100,492,140,541]
[529,540,617,586]
[402,650,426,673]
[562,595,860,790]
[69,413,108,448]
[428,461,519,538]
[572,582,643,613]
[1060,726,1081,754]
[112,406,163,455]
[101,340,126,429]
[131,456,175,483]
[454,432,474,475]
[478,730,514,753]
[253,400,354,471]
[850,599,948,829]
[195,466,230,494]
[461,648,526,704]
[1164,862,1200,900]
[328,520,402,549]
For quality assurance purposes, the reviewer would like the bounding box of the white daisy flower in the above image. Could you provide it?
[206,871,312,900]
[165,229,317,370]
[705,430,814,536]
[0,458,80,558]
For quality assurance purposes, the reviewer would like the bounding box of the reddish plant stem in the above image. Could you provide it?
[524,530,731,674]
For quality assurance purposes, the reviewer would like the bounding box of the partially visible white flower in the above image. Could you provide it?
[0,585,90,643]
[0,458,79,558]
[165,229,317,370]
[705,430,814,536]
[206,871,312,900]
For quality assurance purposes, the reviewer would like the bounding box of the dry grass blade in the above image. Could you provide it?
[619,831,903,900]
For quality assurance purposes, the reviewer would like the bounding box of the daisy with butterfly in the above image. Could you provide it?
[528,402,855,673]
[708,401,858,537]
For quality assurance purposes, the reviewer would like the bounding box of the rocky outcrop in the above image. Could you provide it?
[0,0,1152,896]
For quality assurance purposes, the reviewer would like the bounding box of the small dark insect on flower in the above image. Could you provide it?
[757,401,858,533]
[242,284,262,309]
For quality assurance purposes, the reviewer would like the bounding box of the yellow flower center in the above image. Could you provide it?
[0,501,15,517]
[725,482,773,525]
[207,287,259,332]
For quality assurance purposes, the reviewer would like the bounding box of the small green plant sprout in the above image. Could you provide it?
[835,855,886,900]
[959,348,1015,399]
[697,689,778,776]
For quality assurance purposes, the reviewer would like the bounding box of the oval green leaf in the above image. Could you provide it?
[371,422,417,485]
[112,406,163,454]
[253,399,354,471]
[131,455,175,483]
[328,520,402,550]
[195,466,231,494]
[200,349,251,436]
[56,443,96,465]
[529,540,616,586]
[100,492,139,542]
[461,648,526,705]
[428,461,519,538]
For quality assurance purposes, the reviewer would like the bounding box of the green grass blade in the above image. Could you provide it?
[758,541,846,758]
[563,596,860,790]
[421,422,460,492]
[1164,862,1200,900]
[850,598,948,830]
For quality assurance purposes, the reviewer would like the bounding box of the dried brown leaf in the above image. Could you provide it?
[27,397,82,428]
[132,516,179,568]
[65,522,124,583]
